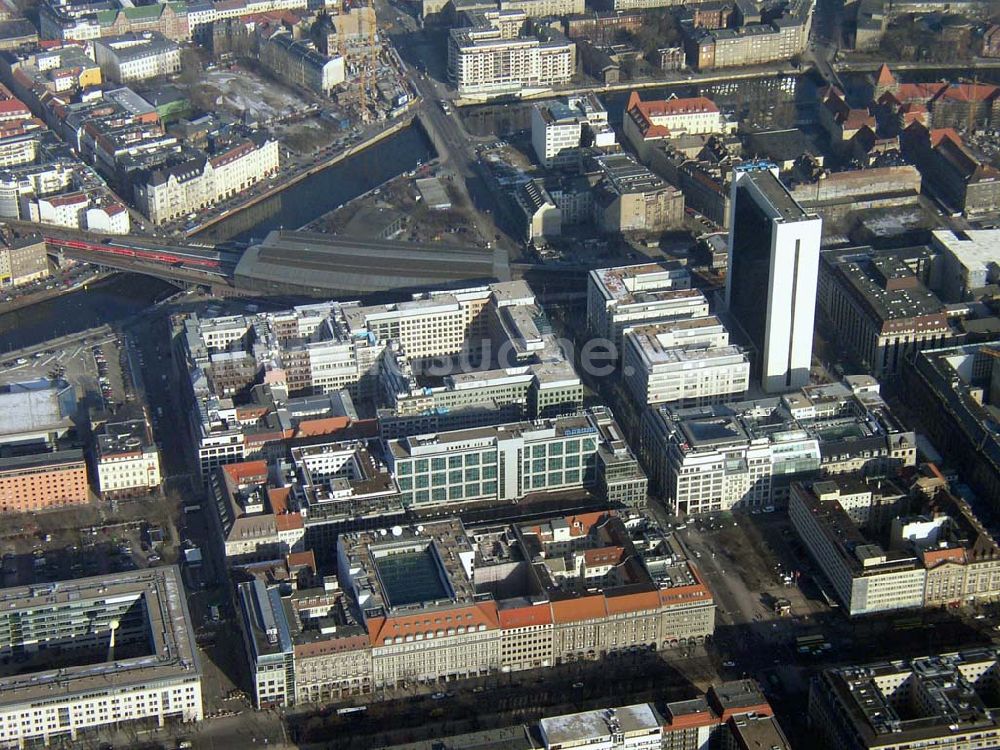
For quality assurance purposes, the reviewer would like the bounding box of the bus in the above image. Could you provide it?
[796,634,831,655]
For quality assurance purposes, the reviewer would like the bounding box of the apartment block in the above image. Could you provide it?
[809,649,1000,750]
[448,11,575,98]
[134,137,280,224]
[684,0,812,70]
[623,312,750,408]
[259,31,345,96]
[0,568,201,748]
[95,417,161,497]
[900,123,1000,219]
[93,31,181,83]
[385,407,648,510]
[640,378,917,514]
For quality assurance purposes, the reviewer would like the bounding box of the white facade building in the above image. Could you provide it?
[136,138,280,224]
[539,704,664,750]
[530,94,616,168]
[0,568,202,749]
[34,191,88,228]
[726,165,821,393]
[586,262,699,346]
[96,419,162,497]
[640,379,916,515]
[85,203,131,234]
[448,14,575,99]
[93,32,181,83]
[623,314,750,407]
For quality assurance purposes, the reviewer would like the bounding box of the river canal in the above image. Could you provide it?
[194,123,435,243]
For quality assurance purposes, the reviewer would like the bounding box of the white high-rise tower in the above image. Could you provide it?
[725,164,821,393]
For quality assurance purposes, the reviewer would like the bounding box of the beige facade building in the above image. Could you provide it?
[239,513,715,706]
[790,467,1000,616]
[592,153,685,234]
[95,418,161,497]
[135,138,279,224]
[0,233,47,287]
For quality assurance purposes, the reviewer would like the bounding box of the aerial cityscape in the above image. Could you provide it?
[0,0,995,746]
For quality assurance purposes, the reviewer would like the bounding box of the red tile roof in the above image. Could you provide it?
[875,63,895,87]
[222,460,268,483]
[550,595,607,624]
[497,603,553,629]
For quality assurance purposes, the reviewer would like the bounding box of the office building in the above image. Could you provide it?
[237,576,371,708]
[901,343,1000,508]
[0,378,77,449]
[789,476,925,616]
[379,281,584,434]
[726,164,821,393]
[210,445,402,568]
[792,464,1000,610]
[338,513,712,685]
[640,378,916,514]
[929,229,1000,303]
[539,704,663,749]
[592,153,685,234]
[0,568,201,748]
[0,450,88,514]
[237,512,714,706]
[380,681,789,750]
[818,247,953,378]
[809,649,1000,750]
[448,11,575,98]
[623,313,750,408]
[385,407,648,510]
[531,94,616,169]
[95,417,162,498]
[586,262,697,346]
[93,32,181,83]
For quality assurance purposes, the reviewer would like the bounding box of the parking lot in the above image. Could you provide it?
[0,331,132,415]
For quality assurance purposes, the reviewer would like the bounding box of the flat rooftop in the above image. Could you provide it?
[540,704,661,745]
[0,379,75,439]
[0,567,198,706]
[739,168,810,222]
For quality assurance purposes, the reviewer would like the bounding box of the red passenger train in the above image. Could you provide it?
[46,237,223,270]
